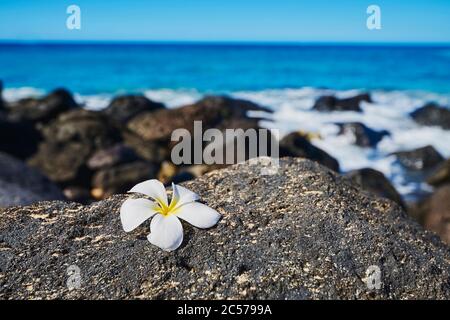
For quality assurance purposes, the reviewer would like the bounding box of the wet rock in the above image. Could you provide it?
[280,131,340,171]
[410,103,450,130]
[0,152,64,207]
[391,145,444,171]
[313,93,371,112]
[127,95,271,142]
[0,158,449,299]
[411,184,450,245]
[91,161,159,199]
[103,95,165,124]
[87,144,139,170]
[7,88,78,123]
[336,122,389,147]
[427,158,450,187]
[345,168,405,208]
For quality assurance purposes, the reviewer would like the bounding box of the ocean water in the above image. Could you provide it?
[1,43,450,202]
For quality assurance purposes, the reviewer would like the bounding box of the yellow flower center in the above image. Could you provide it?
[154,197,179,216]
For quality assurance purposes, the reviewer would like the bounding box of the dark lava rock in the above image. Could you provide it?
[0,152,64,207]
[313,93,371,112]
[0,158,449,299]
[0,114,42,159]
[336,122,389,148]
[345,168,405,208]
[121,130,168,164]
[87,144,140,170]
[410,103,450,130]
[0,80,4,110]
[103,95,165,124]
[91,161,159,199]
[127,95,271,142]
[427,158,450,187]
[39,109,120,148]
[28,141,93,185]
[28,109,122,185]
[280,132,340,171]
[410,184,450,245]
[7,88,78,123]
[391,145,444,171]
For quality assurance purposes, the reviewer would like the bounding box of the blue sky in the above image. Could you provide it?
[0,0,449,43]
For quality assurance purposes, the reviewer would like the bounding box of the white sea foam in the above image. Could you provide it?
[3,87,44,102]
[3,86,450,201]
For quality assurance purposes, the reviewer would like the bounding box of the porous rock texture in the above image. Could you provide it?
[0,158,449,299]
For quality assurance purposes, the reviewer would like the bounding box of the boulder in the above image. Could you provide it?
[0,114,42,160]
[391,146,444,171]
[312,93,371,112]
[0,158,449,299]
[427,158,450,187]
[39,109,121,148]
[103,95,165,124]
[127,95,271,142]
[280,132,340,171]
[336,122,389,148]
[345,168,405,208]
[410,103,450,130]
[411,184,450,245]
[121,130,168,164]
[0,152,64,207]
[28,109,122,186]
[7,88,78,123]
[87,144,140,170]
[28,141,92,185]
[91,161,159,199]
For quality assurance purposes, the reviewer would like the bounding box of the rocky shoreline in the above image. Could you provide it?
[1,158,449,299]
[1,81,449,245]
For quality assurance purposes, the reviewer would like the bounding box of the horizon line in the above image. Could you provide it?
[1,39,450,47]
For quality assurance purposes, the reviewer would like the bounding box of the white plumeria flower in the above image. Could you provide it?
[120,179,221,251]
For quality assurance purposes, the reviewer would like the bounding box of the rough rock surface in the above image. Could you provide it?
[410,103,450,130]
[0,152,65,207]
[1,158,449,299]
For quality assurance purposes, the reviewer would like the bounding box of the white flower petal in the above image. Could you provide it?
[176,202,221,229]
[148,214,183,251]
[120,198,158,232]
[129,179,168,206]
[171,183,200,208]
